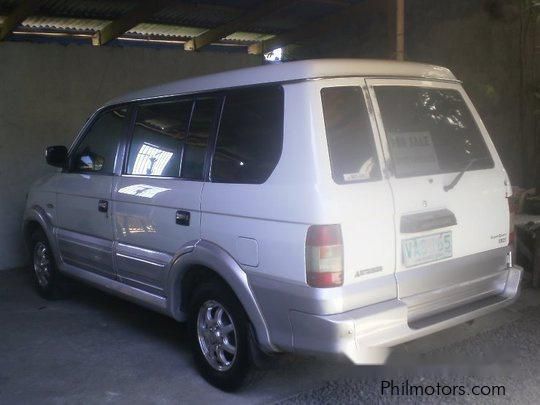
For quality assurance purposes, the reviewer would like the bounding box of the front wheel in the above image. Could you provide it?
[30,229,67,299]
[189,282,251,391]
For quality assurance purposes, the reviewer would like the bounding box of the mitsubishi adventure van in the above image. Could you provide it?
[23,59,522,390]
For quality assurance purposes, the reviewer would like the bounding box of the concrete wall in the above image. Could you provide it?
[285,0,523,185]
[0,41,260,270]
[406,0,522,185]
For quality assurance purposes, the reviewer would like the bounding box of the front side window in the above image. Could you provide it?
[211,86,284,184]
[374,86,494,178]
[181,98,219,181]
[72,107,128,174]
[126,100,192,177]
[321,86,381,184]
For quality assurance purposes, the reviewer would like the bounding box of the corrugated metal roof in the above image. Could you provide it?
[151,3,244,28]
[224,31,273,42]
[128,23,206,39]
[0,0,16,14]
[9,16,274,43]
[127,23,273,42]
[40,0,138,20]
[0,0,361,48]
[22,16,110,32]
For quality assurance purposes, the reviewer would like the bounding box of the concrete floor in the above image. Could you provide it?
[1,268,539,404]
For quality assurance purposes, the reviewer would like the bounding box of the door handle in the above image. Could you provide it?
[98,200,109,213]
[176,210,190,226]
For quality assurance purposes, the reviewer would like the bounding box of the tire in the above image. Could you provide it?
[188,281,252,391]
[29,228,67,300]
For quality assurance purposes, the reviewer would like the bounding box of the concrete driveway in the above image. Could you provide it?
[1,268,539,404]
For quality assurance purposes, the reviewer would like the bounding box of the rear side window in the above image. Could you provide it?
[211,86,284,184]
[321,87,381,184]
[126,100,192,177]
[181,98,219,181]
[71,107,128,174]
[374,86,494,178]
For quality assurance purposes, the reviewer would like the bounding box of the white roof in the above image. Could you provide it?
[107,59,458,106]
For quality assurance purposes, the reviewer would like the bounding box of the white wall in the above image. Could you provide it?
[0,41,260,270]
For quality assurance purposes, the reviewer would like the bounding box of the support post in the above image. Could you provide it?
[387,0,405,60]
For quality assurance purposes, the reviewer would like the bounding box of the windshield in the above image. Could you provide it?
[374,86,494,178]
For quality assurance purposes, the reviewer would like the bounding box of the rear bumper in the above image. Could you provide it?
[288,266,522,364]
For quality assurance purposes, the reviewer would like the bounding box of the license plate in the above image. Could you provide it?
[402,231,452,267]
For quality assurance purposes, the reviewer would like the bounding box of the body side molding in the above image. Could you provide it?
[63,263,168,314]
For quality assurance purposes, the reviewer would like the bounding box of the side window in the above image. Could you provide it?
[181,98,219,181]
[321,87,381,184]
[71,107,128,174]
[126,100,193,177]
[211,86,284,184]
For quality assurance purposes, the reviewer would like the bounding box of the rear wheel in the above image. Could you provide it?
[189,281,251,391]
[30,229,66,299]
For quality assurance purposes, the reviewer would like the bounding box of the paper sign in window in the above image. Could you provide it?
[387,131,439,177]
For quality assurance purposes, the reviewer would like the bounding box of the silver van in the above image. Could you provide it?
[24,59,522,390]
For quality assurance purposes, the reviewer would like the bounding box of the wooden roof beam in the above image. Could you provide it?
[91,0,172,46]
[248,0,385,54]
[0,0,42,41]
[184,0,295,51]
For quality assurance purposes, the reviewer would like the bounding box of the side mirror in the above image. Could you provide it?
[45,145,68,168]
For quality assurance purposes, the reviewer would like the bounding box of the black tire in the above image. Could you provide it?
[188,281,252,391]
[29,229,67,300]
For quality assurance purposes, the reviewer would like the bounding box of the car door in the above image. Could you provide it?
[366,78,510,301]
[112,95,221,295]
[316,81,397,291]
[55,106,129,279]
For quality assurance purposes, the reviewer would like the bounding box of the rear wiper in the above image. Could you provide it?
[443,157,488,192]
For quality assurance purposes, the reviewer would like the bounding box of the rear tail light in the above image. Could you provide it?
[305,224,344,288]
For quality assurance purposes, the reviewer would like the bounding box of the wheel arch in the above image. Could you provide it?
[167,239,276,353]
[22,206,58,257]
[23,220,43,250]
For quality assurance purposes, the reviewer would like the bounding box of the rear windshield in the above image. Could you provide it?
[321,87,381,184]
[374,86,494,178]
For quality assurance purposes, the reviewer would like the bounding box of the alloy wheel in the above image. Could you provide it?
[33,241,51,287]
[197,300,238,371]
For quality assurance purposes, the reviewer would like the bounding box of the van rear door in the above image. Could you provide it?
[318,81,396,303]
[366,79,511,312]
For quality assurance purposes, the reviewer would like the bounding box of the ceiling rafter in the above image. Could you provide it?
[0,0,373,51]
[184,0,296,51]
[0,0,42,41]
[91,0,172,46]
